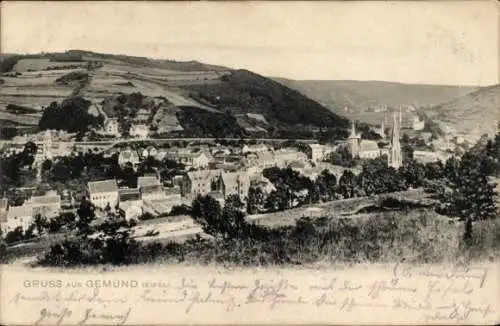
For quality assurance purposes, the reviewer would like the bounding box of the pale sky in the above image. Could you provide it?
[2,1,499,86]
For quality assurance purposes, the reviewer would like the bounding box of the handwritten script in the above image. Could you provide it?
[1,263,498,325]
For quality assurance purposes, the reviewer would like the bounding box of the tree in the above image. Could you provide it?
[247,187,266,214]
[450,152,498,222]
[401,161,426,188]
[4,227,24,244]
[325,146,356,167]
[265,186,291,212]
[424,161,444,180]
[76,199,96,237]
[34,214,49,236]
[315,169,337,201]
[401,134,414,164]
[41,159,52,174]
[339,170,357,199]
[224,194,245,212]
[38,97,102,134]
[190,195,229,240]
[444,156,460,183]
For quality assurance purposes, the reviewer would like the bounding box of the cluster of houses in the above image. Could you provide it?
[0,191,64,234]
[0,110,452,235]
[0,139,343,233]
[91,142,336,219]
[96,107,152,139]
[87,173,182,221]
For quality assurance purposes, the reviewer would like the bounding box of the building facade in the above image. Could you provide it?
[1,205,33,233]
[26,190,61,220]
[130,124,149,139]
[220,171,250,201]
[118,148,140,167]
[88,179,119,209]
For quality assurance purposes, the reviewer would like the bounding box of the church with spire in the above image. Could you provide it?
[387,111,403,169]
[346,110,402,169]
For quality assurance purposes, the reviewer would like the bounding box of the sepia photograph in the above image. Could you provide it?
[0,1,499,325]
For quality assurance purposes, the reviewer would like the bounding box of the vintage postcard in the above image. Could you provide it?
[0,0,499,325]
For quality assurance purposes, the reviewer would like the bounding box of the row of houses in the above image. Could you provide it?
[115,143,331,171]
[87,174,183,220]
[0,191,62,233]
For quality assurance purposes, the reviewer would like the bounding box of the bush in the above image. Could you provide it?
[39,217,141,267]
[4,227,24,245]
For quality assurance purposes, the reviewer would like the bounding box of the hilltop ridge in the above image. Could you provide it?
[0,51,349,139]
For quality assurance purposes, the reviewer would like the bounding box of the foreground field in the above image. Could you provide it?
[5,205,499,270]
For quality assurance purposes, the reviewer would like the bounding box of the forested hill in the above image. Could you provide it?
[182,70,350,137]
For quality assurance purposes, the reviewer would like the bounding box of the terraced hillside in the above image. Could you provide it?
[0,51,349,139]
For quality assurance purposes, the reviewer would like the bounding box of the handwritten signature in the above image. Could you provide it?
[34,307,132,325]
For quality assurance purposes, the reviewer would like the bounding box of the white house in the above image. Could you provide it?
[274,148,308,168]
[412,116,425,131]
[220,171,250,201]
[118,200,143,221]
[242,144,268,154]
[1,205,33,233]
[140,185,166,201]
[130,124,149,139]
[138,174,161,188]
[26,190,61,220]
[177,152,211,169]
[181,169,221,197]
[143,187,182,215]
[88,179,119,209]
[118,148,140,167]
[141,146,158,159]
[99,118,120,137]
[308,144,325,162]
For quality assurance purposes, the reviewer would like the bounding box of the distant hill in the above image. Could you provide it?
[273,78,478,123]
[183,70,349,138]
[426,84,500,140]
[0,51,349,139]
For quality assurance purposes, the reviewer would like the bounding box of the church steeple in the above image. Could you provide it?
[349,120,357,138]
[347,119,361,158]
[388,112,402,169]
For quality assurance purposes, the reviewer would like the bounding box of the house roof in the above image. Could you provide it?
[30,194,61,206]
[7,205,33,220]
[138,176,160,188]
[88,180,118,194]
[187,169,220,182]
[245,144,268,150]
[119,149,139,160]
[257,151,275,163]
